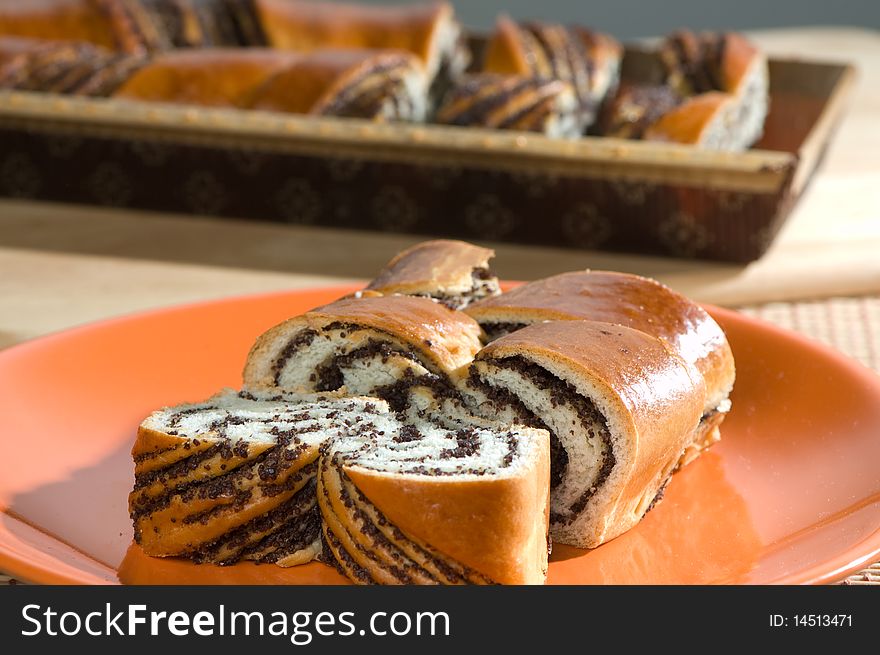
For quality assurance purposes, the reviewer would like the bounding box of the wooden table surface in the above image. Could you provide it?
[0,27,878,349]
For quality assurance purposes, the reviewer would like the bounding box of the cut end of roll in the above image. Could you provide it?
[130,389,392,566]
[242,294,484,401]
[320,420,549,585]
[467,319,706,548]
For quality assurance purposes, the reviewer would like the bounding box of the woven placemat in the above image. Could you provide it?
[3,295,879,586]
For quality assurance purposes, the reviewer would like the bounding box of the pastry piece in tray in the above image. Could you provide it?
[113,47,428,120]
[434,73,583,138]
[653,30,769,149]
[0,36,146,95]
[252,0,469,92]
[137,0,267,48]
[642,90,763,150]
[0,37,107,93]
[595,82,682,139]
[0,0,142,52]
[112,47,296,106]
[482,14,622,130]
[320,417,549,585]
[660,30,766,99]
[249,47,428,121]
[0,0,263,51]
[365,239,501,310]
[466,320,705,549]
[465,270,735,467]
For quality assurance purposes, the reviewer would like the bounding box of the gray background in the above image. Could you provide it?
[359,0,879,39]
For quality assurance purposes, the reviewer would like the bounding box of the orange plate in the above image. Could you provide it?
[1,285,880,585]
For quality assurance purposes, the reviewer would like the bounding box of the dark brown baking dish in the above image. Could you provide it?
[0,46,854,262]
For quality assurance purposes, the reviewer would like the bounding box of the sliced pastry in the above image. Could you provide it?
[252,0,468,93]
[482,14,622,129]
[136,0,268,48]
[466,320,705,548]
[0,36,146,95]
[111,47,427,121]
[130,388,391,566]
[465,270,735,466]
[642,91,758,150]
[243,294,483,422]
[112,48,297,106]
[365,239,501,310]
[248,48,428,122]
[656,30,768,149]
[434,73,583,138]
[319,418,549,584]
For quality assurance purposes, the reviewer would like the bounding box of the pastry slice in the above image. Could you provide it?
[319,418,549,584]
[0,35,146,96]
[129,388,390,566]
[113,47,428,121]
[466,270,735,466]
[248,48,428,122]
[243,294,483,420]
[434,73,583,138]
[365,239,501,310]
[135,0,266,48]
[657,30,768,149]
[642,91,759,151]
[483,15,622,130]
[466,320,705,548]
[252,0,469,93]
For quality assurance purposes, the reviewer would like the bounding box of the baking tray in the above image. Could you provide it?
[0,48,854,262]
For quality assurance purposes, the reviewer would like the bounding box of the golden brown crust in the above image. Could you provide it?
[253,0,450,72]
[366,239,495,297]
[476,320,705,547]
[344,442,549,585]
[309,295,483,370]
[482,16,622,111]
[478,320,706,455]
[113,48,298,107]
[244,295,484,388]
[482,14,531,75]
[247,47,419,115]
[485,16,624,77]
[319,458,496,584]
[0,0,120,50]
[721,32,761,95]
[466,270,735,409]
[643,91,731,145]
[653,31,766,149]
